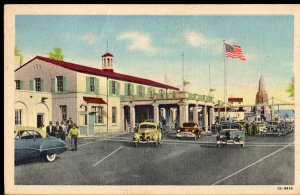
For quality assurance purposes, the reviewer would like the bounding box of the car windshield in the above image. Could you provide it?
[139,124,156,129]
[183,123,197,127]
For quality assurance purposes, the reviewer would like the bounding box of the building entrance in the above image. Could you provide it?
[37,113,44,128]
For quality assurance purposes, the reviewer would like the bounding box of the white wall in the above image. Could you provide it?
[14,90,52,130]
[15,58,77,92]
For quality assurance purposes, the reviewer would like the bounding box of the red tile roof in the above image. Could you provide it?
[83,97,107,104]
[102,53,114,57]
[15,56,179,90]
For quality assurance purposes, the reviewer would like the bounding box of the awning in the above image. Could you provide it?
[83,96,107,104]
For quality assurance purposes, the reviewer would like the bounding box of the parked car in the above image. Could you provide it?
[262,121,288,136]
[255,121,268,134]
[176,122,201,139]
[15,126,68,162]
[133,122,163,147]
[216,122,245,148]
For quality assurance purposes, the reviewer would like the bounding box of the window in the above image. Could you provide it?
[15,80,21,90]
[60,105,67,121]
[138,86,143,97]
[127,84,131,96]
[35,78,41,91]
[15,109,22,125]
[149,88,154,98]
[160,89,164,98]
[57,76,64,92]
[112,81,116,95]
[92,106,103,124]
[90,77,95,92]
[112,107,117,124]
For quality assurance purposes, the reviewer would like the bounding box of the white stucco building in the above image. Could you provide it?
[14,52,214,136]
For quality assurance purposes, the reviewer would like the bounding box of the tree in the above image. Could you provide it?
[14,46,24,65]
[286,77,294,99]
[48,47,64,61]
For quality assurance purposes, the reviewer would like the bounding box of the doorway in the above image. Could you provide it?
[37,113,44,128]
[88,113,95,135]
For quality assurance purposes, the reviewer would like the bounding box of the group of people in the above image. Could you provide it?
[46,118,79,151]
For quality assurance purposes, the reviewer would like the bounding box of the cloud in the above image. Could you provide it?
[117,32,157,53]
[184,31,235,55]
[184,31,206,47]
[82,32,97,44]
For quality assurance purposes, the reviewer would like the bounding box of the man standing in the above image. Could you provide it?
[66,117,73,136]
[54,121,63,139]
[46,121,55,136]
[60,120,67,142]
[69,123,79,151]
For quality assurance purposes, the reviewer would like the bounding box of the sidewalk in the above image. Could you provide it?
[78,131,129,138]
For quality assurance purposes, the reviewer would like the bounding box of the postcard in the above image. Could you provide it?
[4,4,300,195]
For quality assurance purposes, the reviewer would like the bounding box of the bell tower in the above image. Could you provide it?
[102,52,114,72]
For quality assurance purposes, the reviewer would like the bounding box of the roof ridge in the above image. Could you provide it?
[17,56,179,90]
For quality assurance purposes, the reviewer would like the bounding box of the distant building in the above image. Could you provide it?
[255,76,268,104]
[255,75,270,121]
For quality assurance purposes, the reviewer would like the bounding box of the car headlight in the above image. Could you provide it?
[177,130,180,133]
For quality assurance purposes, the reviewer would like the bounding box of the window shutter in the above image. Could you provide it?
[142,86,145,96]
[51,78,55,92]
[63,76,67,92]
[20,80,23,90]
[124,83,128,96]
[109,80,112,95]
[116,82,120,96]
[131,84,135,95]
[95,78,99,94]
[86,76,90,93]
[40,79,44,91]
[30,80,34,91]
[153,88,156,94]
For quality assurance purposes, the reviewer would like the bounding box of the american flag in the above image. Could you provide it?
[225,43,246,61]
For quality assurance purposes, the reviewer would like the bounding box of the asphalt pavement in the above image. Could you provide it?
[15,132,294,185]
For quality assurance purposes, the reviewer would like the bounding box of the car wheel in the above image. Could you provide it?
[241,144,244,148]
[154,142,158,147]
[217,144,220,148]
[46,154,56,162]
[134,142,138,147]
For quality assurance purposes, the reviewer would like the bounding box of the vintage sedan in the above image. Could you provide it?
[15,126,68,162]
[133,122,163,147]
[216,122,245,148]
[262,121,288,136]
[176,122,201,139]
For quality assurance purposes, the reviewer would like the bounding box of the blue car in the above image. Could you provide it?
[15,126,68,162]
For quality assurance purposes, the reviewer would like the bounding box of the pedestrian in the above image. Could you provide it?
[69,123,79,151]
[54,121,63,139]
[46,121,55,136]
[60,120,67,142]
[66,117,73,135]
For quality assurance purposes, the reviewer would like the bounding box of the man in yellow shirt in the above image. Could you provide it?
[69,123,79,151]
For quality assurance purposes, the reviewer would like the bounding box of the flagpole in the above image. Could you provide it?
[182,52,185,91]
[223,40,227,117]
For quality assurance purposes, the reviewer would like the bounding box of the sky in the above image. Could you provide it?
[15,15,294,104]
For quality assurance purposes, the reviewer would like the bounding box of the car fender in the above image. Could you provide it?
[133,133,141,140]
[40,138,67,156]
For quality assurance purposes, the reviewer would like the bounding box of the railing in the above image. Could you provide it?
[121,91,214,103]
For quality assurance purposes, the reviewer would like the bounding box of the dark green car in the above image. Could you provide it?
[216,123,245,148]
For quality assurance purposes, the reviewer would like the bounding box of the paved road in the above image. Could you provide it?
[15,132,294,185]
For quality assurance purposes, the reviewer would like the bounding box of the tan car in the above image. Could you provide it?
[133,122,163,147]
